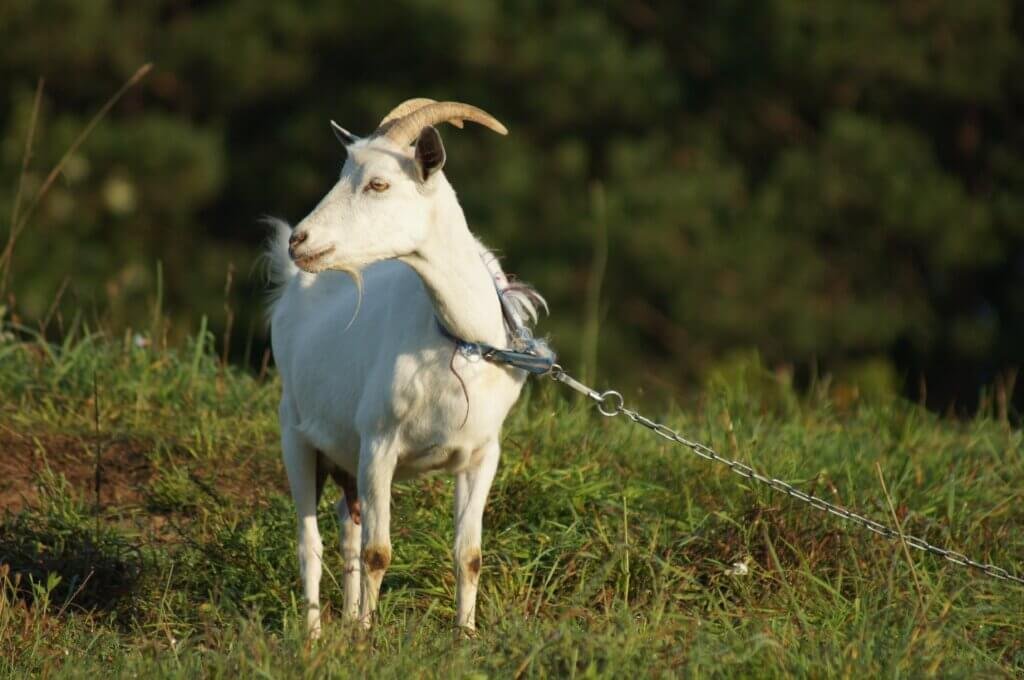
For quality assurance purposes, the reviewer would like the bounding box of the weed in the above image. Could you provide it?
[0,333,1021,677]
[0,469,143,617]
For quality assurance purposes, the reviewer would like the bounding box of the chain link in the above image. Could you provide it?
[549,365,1024,586]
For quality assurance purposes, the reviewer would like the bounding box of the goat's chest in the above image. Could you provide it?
[387,351,524,467]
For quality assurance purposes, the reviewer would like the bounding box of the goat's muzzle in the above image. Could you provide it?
[288,230,309,259]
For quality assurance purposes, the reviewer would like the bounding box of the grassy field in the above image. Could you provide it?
[0,328,1022,678]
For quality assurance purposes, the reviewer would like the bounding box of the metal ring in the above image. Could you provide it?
[596,390,624,417]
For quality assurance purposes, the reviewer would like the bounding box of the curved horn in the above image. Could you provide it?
[380,101,507,146]
[378,98,463,129]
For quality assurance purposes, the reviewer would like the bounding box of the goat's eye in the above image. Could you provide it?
[365,178,390,193]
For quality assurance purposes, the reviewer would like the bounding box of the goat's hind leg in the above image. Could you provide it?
[281,424,324,638]
[329,466,362,622]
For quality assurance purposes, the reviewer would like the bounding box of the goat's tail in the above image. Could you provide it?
[261,217,299,322]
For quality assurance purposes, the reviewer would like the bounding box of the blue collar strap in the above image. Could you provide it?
[436,319,556,375]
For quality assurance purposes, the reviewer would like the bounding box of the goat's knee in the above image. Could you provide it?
[359,544,391,628]
[298,523,323,568]
[455,546,482,631]
[458,548,482,580]
[362,545,392,573]
[298,531,324,561]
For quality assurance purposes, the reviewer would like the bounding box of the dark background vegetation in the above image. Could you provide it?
[2,0,1022,412]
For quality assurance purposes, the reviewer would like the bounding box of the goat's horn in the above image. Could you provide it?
[380,101,507,146]
[378,98,463,129]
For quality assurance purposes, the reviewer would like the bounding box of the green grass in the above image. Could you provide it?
[0,329,1022,678]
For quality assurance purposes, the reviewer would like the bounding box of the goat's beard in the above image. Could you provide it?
[333,265,363,332]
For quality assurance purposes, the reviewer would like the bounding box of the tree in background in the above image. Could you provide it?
[2,0,1022,411]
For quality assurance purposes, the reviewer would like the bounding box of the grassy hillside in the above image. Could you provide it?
[0,331,1022,677]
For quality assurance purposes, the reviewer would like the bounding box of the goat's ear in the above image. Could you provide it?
[330,120,359,147]
[414,126,446,182]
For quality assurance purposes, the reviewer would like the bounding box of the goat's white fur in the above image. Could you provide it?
[267,128,541,636]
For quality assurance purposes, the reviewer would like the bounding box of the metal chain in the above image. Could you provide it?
[549,365,1024,586]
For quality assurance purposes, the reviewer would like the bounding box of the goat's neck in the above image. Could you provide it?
[400,184,506,347]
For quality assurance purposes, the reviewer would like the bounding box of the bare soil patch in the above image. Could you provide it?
[0,429,152,512]
[0,428,285,513]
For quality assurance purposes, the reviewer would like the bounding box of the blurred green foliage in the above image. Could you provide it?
[1,0,1022,409]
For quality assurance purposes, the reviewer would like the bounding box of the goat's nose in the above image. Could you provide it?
[288,230,308,251]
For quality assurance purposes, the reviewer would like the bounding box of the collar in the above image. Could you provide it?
[436,273,556,375]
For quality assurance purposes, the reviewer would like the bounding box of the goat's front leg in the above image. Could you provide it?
[453,440,500,633]
[281,426,323,638]
[358,436,397,628]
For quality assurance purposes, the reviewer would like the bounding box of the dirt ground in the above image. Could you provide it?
[0,429,152,511]
[0,427,285,513]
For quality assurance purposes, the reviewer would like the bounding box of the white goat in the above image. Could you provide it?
[266,99,545,637]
